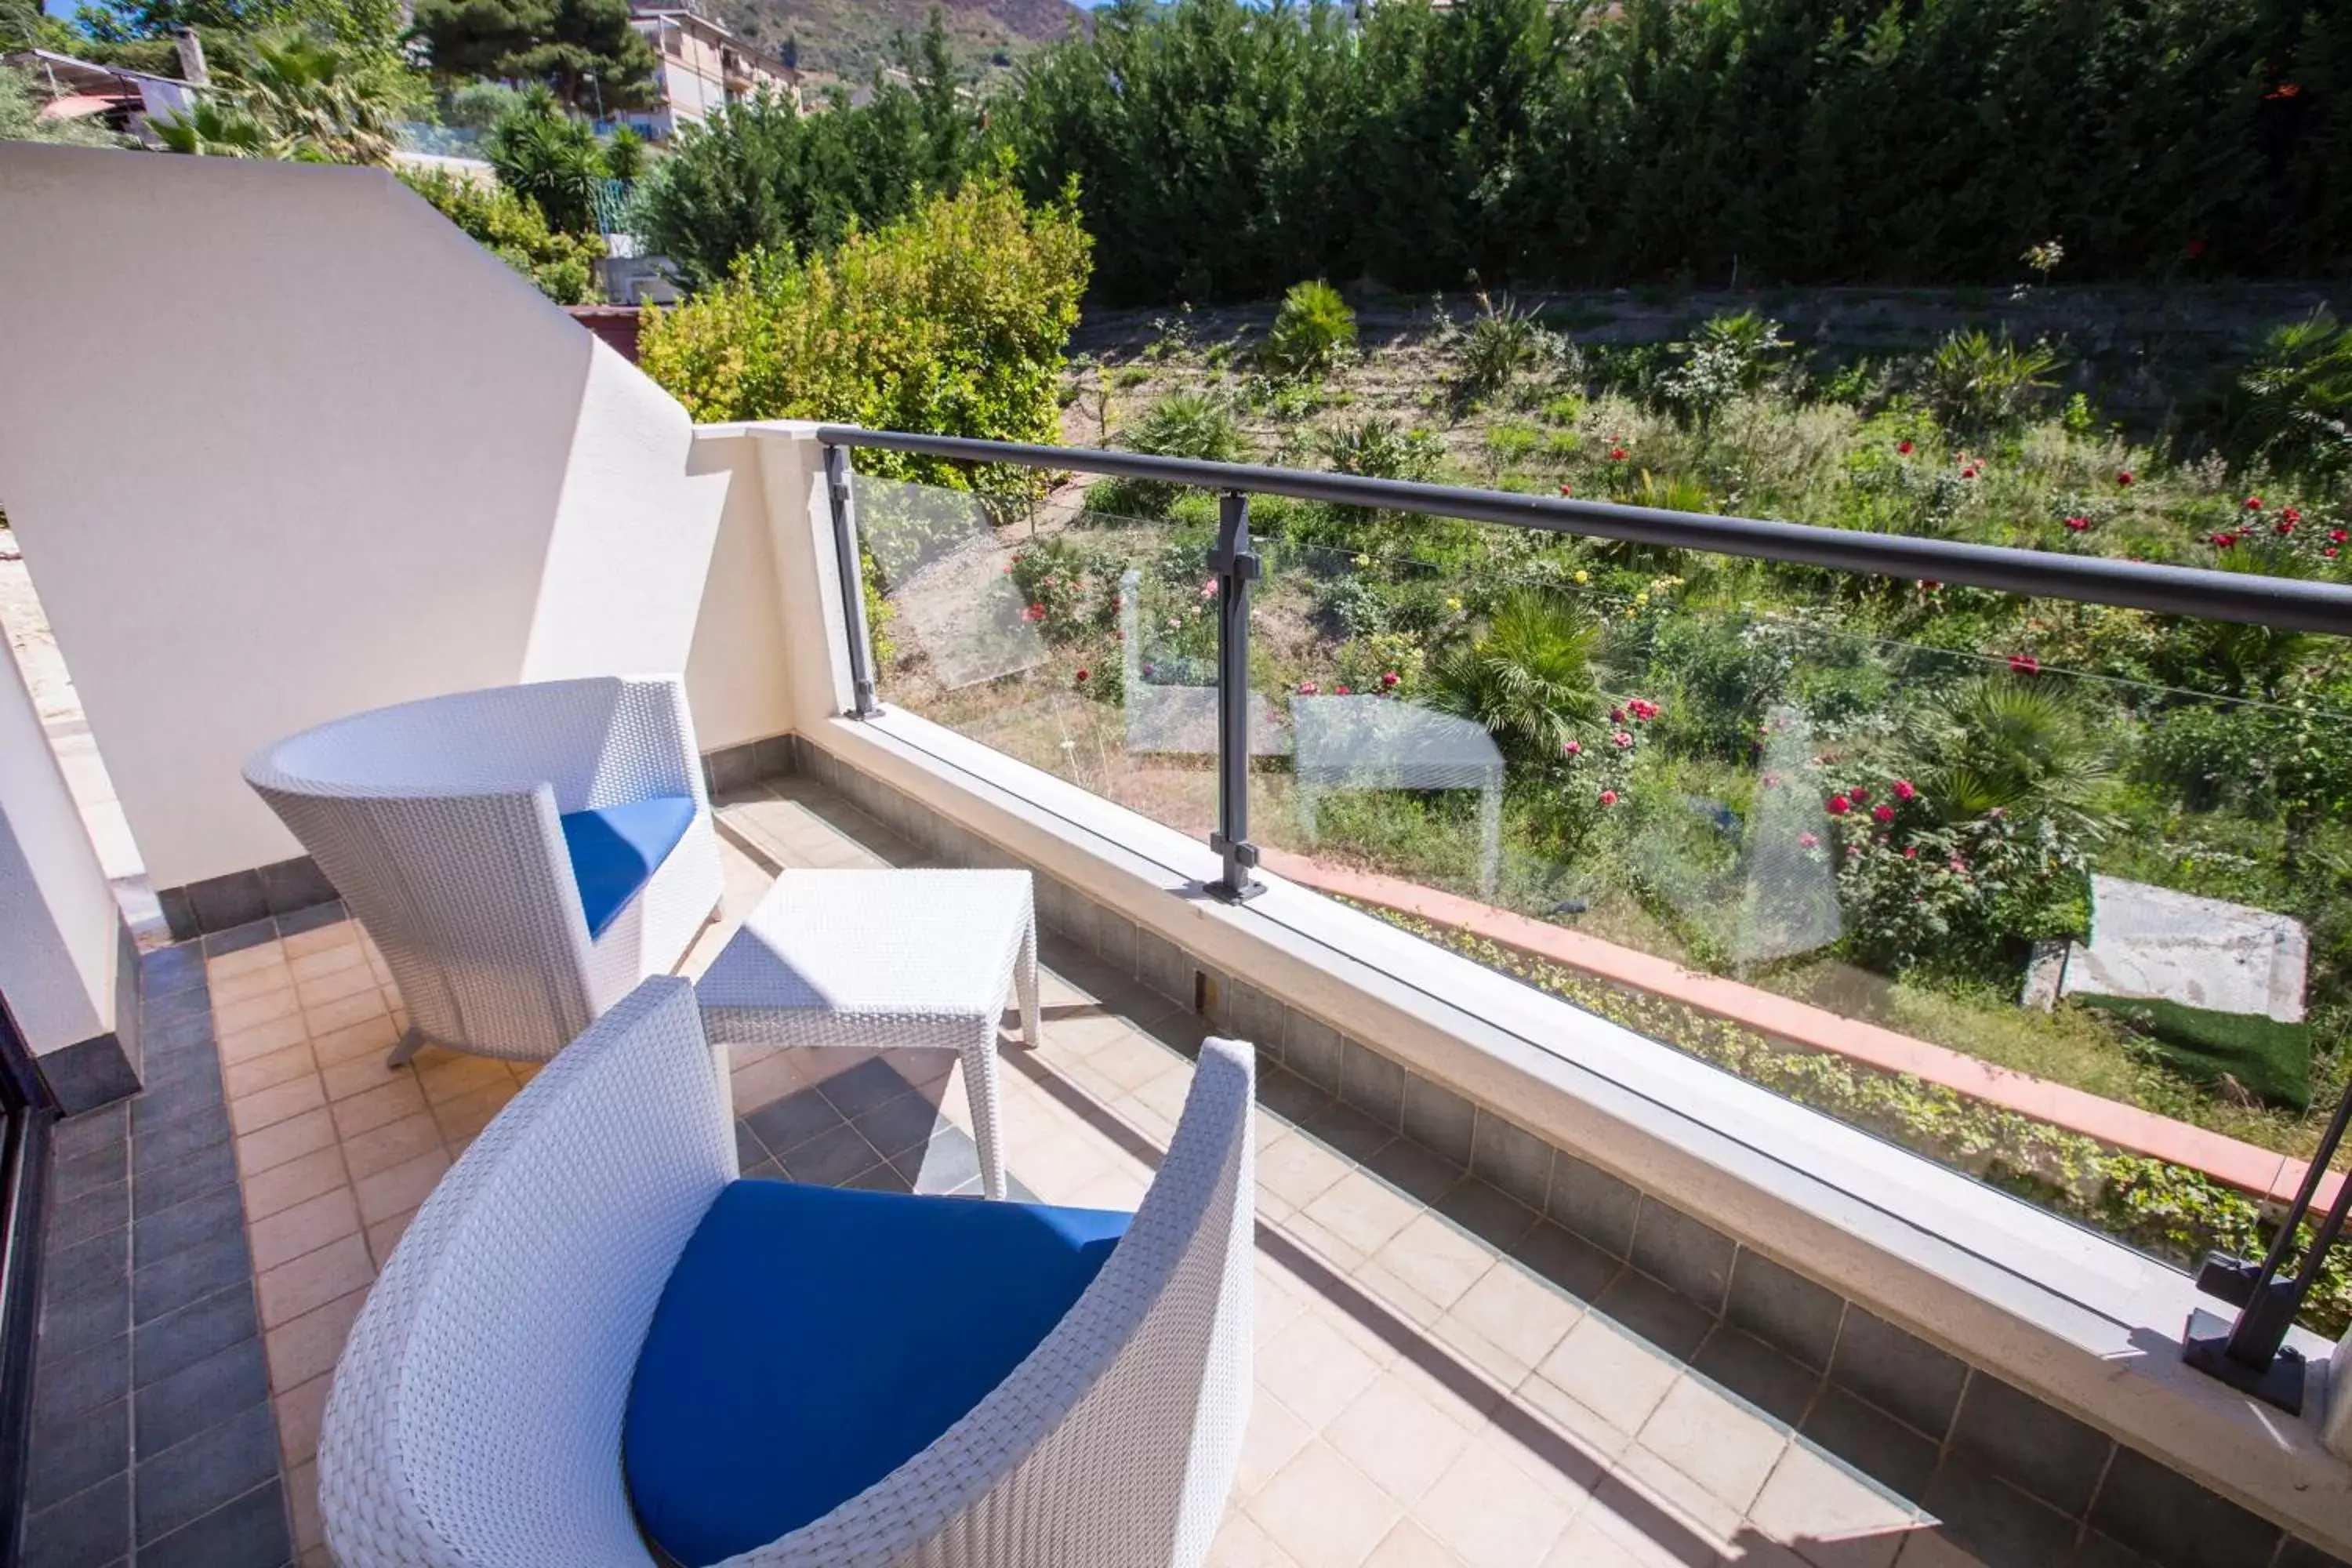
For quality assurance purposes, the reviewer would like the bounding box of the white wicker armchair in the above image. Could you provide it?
[318,976,1257,1568]
[245,676,723,1065]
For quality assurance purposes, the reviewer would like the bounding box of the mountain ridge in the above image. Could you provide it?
[712,0,1083,84]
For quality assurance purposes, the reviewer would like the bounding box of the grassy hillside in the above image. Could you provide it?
[714,0,1080,82]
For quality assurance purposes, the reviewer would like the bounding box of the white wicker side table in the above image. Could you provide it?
[695,869,1040,1200]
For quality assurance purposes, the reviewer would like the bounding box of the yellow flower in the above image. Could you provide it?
[1353,554,1372,568]
[1573,570,1590,585]
[1635,592,1650,606]
[1446,596,1463,612]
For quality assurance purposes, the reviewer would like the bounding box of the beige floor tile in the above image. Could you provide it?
[1444,1262,1582,1374]
[260,1232,375,1329]
[1258,1309,1387,1430]
[243,1145,350,1223]
[728,1047,811,1114]
[237,1108,340,1178]
[1635,1375,1786,1516]
[305,986,390,1036]
[1066,1160,1152,1210]
[296,960,379,1010]
[341,1109,445,1182]
[1086,1031,1180,1093]
[1372,1213,1497,1315]
[1008,1123,1114,1204]
[332,1076,428,1140]
[1208,1508,1302,1568]
[1748,1443,1919,1568]
[209,942,289,981]
[277,1373,333,1466]
[366,1205,419,1269]
[1404,1432,1580,1568]
[288,1457,325,1553]
[1298,1171,1421,1260]
[211,964,296,1009]
[1247,1439,1401,1568]
[1534,1316,1681,1438]
[289,942,367,984]
[217,1012,310,1067]
[1515,1372,1640,1470]
[431,1080,519,1144]
[216,987,302,1036]
[356,1147,451,1225]
[230,1072,328,1137]
[1326,1372,1478,1508]
[321,1052,404,1104]
[266,1286,371,1394]
[223,1043,319,1101]
[1593,1444,1744,1554]
[1363,1521,1463,1568]
[417,1051,513,1106]
[283,921,359,958]
[250,1185,362,1272]
[1235,1392,1316,1500]
[1258,1132,1353,1212]
[1538,1509,1689,1568]
[313,1013,400,1068]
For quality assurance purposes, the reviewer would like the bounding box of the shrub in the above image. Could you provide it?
[1096,390,1244,516]
[1905,677,2116,837]
[1454,292,1554,401]
[397,165,604,303]
[485,88,606,233]
[1261,280,1356,379]
[2220,310,2352,485]
[1426,590,1603,758]
[1658,311,1791,427]
[639,176,1092,488]
[1319,416,1438,482]
[1010,535,1120,643]
[1919,329,2061,436]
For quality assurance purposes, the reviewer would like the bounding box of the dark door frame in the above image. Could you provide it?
[0,994,59,1568]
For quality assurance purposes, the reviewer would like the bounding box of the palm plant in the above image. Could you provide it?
[1908,676,2116,836]
[151,98,273,158]
[1426,590,1602,758]
[486,88,608,233]
[154,34,408,165]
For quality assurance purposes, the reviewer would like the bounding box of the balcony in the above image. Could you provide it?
[2,144,2350,1568]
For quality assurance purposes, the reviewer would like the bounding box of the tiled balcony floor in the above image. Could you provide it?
[165,772,2121,1568]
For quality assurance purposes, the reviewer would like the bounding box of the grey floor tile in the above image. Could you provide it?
[51,1142,127,1203]
[2087,1446,2281,1568]
[815,1058,917,1121]
[139,1479,292,1568]
[1359,1139,1465,1205]
[45,1231,129,1308]
[1725,1249,1845,1372]
[132,1401,281,1542]
[20,1468,129,1568]
[134,1334,268,1454]
[33,1334,129,1425]
[1829,1309,1969,1442]
[777,1121,886,1187]
[131,1229,252,1327]
[855,1092,946,1161]
[1591,1268,1713,1362]
[134,1282,261,1388]
[275,899,347,937]
[1922,1454,2085,1568]
[1629,1197,1737,1316]
[26,1396,128,1512]
[198,920,277,958]
[909,1127,982,1195]
[1801,1385,1941,1501]
[732,1120,768,1169]
[38,1272,128,1361]
[49,1182,129,1251]
[129,1111,229,1178]
[132,1138,239,1221]
[1429,1175,1538,1255]
[132,1185,247,1272]
[742,1089,845,1159]
[1513,1219,1621,1303]
[1949,1373,2113,1518]
[52,1105,128,1161]
[1298,1097,1396,1163]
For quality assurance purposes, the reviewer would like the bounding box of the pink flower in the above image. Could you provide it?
[1960,465,1979,481]
[2009,654,2041,676]
[1609,446,1628,462]
[2245,495,2265,512]
[1896,440,1915,456]
[1893,779,1917,801]
[1826,795,1852,816]
[1613,731,1634,749]
[2283,507,2303,525]
[1298,681,1319,695]
[1904,847,1917,860]
[1949,858,1967,873]
[1872,804,1896,823]
[1381,671,1399,688]
[2063,515,2090,532]
[1334,684,1352,695]
[1599,789,1618,806]
[1559,483,1573,496]
[2210,532,2238,549]
[1200,581,1218,600]
[1075,668,1090,683]
[2329,548,2342,559]
[1022,604,1045,622]
[1762,772,1780,787]
[2117,470,2134,486]
[1798,831,1819,848]
[1848,786,1870,804]
[1563,739,1582,757]
[1610,707,1626,723]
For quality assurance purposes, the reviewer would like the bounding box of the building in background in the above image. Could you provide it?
[618,0,800,141]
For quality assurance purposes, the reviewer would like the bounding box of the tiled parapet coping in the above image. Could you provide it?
[1258,845,2344,1210]
[780,716,2352,1566]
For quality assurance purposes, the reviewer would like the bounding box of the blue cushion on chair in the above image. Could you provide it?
[622,1179,1131,1568]
[558,795,698,939]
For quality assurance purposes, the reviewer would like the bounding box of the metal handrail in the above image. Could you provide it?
[816,424,2352,635]
[815,422,2352,1410]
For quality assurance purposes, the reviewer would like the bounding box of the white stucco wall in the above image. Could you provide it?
[682,429,797,749]
[0,639,117,1054]
[0,145,731,888]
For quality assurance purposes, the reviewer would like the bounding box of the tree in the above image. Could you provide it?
[408,0,654,114]
[400,165,604,303]
[485,86,607,231]
[154,31,412,163]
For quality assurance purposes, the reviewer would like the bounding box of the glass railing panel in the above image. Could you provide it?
[1233,504,2350,1325]
[855,471,1223,842]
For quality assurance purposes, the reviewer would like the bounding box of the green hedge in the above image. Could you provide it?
[2073,994,2314,1112]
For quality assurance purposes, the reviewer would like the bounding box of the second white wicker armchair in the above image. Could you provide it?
[245,676,724,1065]
[318,976,1258,1568]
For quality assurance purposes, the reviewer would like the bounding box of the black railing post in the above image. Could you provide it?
[823,442,880,719]
[2182,1069,2352,1413]
[1209,489,1263,902]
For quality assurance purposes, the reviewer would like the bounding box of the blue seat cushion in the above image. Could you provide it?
[558,795,697,939]
[623,1179,1131,1566]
